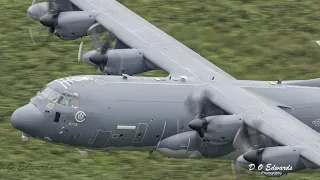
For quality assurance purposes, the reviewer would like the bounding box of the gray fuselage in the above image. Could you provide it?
[11,75,320,158]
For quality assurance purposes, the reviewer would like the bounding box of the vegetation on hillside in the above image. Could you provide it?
[1,0,320,179]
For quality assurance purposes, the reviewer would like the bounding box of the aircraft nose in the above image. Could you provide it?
[11,104,44,136]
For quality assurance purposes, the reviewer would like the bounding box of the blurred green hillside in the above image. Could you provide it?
[1,0,320,179]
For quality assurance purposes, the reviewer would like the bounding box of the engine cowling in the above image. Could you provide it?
[156,131,234,158]
[102,49,152,75]
[83,49,153,75]
[27,2,98,40]
[203,115,243,142]
[54,11,97,40]
[237,146,309,177]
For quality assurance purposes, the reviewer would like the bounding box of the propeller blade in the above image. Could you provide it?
[233,118,265,152]
[28,26,50,44]
[101,33,116,53]
[198,91,212,119]
[78,41,84,62]
[99,64,106,72]
[184,95,200,117]
[29,27,36,45]
[91,34,101,50]
[185,90,213,118]
[48,0,54,12]
[233,125,252,152]
[101,36,113,53]
[31,0,37,5]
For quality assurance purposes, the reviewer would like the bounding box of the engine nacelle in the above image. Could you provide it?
[203,115,243,142]
[237,146,309,177]
[156,131,234,158]
[54,11,97,40]
[101,49,152,75]
[27,3,98,40]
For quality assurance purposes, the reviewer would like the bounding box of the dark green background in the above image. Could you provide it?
[1,0,320,179]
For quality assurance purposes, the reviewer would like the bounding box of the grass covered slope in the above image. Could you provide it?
[1,0,320,179]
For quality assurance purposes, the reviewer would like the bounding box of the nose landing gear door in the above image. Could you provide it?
[132,123,148,143]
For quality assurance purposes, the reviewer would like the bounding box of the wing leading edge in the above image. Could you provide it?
[69,0,235,79]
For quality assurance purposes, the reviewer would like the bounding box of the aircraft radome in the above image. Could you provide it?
[12,0,320,177]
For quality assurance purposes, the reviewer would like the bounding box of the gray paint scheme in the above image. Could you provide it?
[13,0,320,176]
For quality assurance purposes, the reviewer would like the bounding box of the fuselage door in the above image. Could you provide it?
[132,123,148,143]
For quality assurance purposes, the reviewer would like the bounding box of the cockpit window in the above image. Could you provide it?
[47,89,60,102]
[39,86,52,98]
[37,86,79,109]
[61,92,72,107]
[56,91,79,109]
[71,93,79,109]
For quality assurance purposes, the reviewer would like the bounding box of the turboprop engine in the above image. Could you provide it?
[82,48,152,75]
[156,131,234,158]
[27,1,98,40]
[236,146,314,177]
[80,33,154,75]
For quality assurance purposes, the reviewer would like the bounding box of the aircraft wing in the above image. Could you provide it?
[209,85,320,166]
[317,41,320,46]
[228,87,320,167]
[69,0,235,79]
[69,0,320,167]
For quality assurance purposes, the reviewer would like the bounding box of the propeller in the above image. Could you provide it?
[89,36,112,71]
[27,0,59,44]
[185,90,213,138]
[39,0,60,34]
[232,120,274,172]
[78,31,116,72]
[232,119,270,154]
[82,33,115,72]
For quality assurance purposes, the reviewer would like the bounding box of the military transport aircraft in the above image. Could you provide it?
[12,0,320,177]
